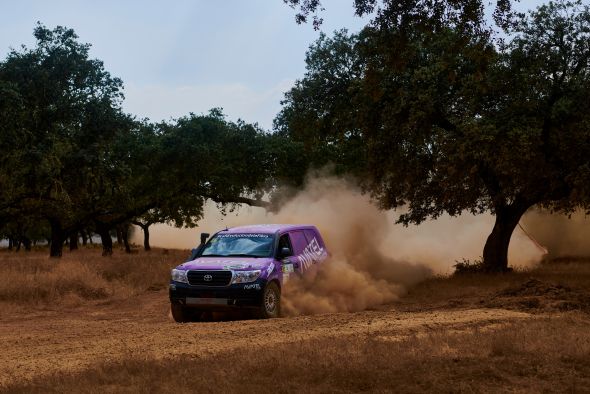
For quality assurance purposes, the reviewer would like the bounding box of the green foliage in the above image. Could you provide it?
[453,258,486,275]
[0,24,290,256]
[284,0,516,30]
[161,110,270,207]
[0,23,124,213]
[274,30,365,176]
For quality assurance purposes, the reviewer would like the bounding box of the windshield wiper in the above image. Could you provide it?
[224,254,262,258]
[200,254,226,257]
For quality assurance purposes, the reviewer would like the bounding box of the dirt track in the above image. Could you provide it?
[0,291,534,387]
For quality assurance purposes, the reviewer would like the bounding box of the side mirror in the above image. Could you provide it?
[200,232,210,245]
[280,247,292,258]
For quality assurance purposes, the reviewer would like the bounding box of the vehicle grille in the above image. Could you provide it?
[187,270,232,286]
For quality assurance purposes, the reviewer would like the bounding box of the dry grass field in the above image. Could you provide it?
[0,247,184,308]
[1,247,590,393]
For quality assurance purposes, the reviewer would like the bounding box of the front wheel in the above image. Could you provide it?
[258,282,281,319]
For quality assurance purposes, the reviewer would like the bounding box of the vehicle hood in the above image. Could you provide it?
[176,257,275,271]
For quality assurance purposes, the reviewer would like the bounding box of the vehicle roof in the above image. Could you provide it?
[219,224,317,235]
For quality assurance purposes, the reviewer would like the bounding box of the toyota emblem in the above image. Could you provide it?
[203,274,213,281]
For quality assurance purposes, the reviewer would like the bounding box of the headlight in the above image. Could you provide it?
[231,270,261,284]
[171,269,188,284]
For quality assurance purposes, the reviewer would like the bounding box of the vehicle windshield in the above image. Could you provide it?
[200,233,274,258]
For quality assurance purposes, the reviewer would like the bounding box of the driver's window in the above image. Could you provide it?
[277,234,293,257]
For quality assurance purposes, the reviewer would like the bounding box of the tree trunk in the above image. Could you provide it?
[69,232,79,251]
[142,224,151,251]
[96,224,113,256]
[81,230,88,246]
[7,237,13,250]
[116,227,123,245]
[482,202,531,272]
[122,224,131,254]
[22,237,32,251]
[100,232,113,256]
[15,239,21,252]
[49,219,65,258]
[131,221,152,251]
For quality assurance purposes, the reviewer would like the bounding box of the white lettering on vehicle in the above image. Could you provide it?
[297,238,327,271]
[217,233,271,238]
[266,262,275,276]
[243,283,261,290]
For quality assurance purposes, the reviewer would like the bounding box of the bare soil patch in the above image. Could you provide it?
[488,278,590,313]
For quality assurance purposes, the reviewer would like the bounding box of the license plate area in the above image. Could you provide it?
[186,297,228,306]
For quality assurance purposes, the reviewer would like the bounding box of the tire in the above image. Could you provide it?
[258,282,281,319]
[171,303,191,323]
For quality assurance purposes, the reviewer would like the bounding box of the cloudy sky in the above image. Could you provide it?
[0,0,545,129]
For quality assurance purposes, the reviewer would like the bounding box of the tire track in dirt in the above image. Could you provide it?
[0,292,533,387]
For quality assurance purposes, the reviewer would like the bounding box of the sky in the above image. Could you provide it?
[0,0,547,130]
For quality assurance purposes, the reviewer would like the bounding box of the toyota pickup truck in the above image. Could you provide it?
[169,224,328,322]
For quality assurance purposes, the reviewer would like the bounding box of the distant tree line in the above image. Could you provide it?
[0,24,303,257]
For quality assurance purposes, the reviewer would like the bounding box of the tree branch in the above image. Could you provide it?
[206,195,271,209]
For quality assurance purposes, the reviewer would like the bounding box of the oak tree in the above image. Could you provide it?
[277,0,590,271]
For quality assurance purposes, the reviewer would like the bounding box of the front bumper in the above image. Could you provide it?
[169,278,267,309]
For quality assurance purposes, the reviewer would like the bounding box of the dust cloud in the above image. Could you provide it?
[133,176,546,315]
[522,209,590,258]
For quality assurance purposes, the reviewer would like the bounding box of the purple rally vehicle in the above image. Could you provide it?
[169,224,328,322]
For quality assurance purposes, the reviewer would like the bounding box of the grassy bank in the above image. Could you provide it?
[0,247,186,306]
[399,257,590,314]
